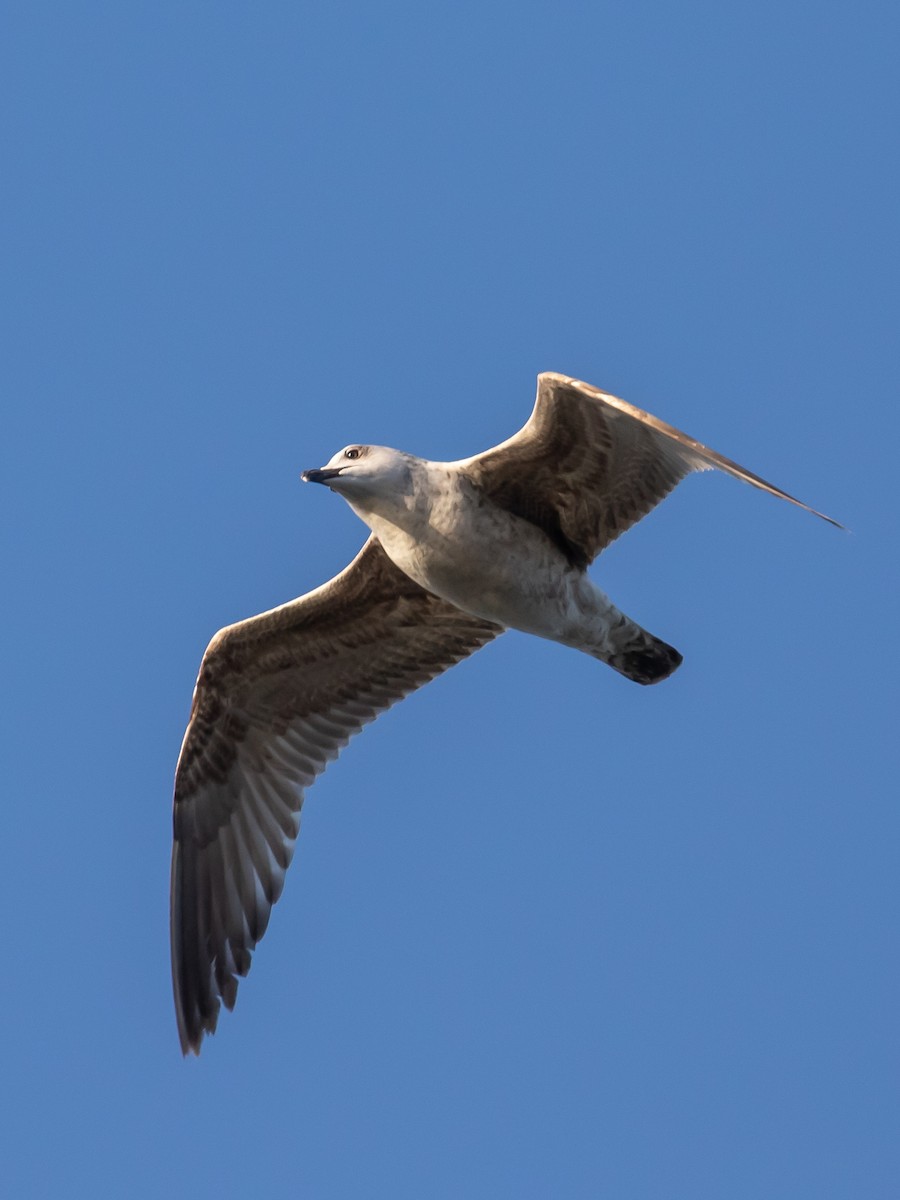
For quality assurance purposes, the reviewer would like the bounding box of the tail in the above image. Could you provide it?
[606,628,683,685]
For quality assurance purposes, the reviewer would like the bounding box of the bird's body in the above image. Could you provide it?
[171,372,840,1054]
[343,455,678,680]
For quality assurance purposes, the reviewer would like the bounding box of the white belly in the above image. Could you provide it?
[340,460,657,674]
[365,502,613,646]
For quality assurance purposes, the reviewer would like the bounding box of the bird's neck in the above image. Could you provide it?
[346,461,456,563]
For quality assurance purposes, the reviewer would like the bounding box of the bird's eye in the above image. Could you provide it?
[344,447,361,460]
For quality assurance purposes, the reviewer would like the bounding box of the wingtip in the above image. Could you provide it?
[817,511,849,532]
[179,1034,200,1058]
[175,1001,210,1057]
[757,486,847,532]
[176,1009,215,1057]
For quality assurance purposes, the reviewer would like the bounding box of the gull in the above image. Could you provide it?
[171,372,839,1054]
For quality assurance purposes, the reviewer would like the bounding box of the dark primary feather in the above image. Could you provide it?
[171,537,500,1054]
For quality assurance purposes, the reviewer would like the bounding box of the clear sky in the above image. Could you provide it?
[1,2,896,1197]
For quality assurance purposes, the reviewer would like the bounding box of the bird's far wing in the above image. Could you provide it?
[460,373,841,568]
[171,536,501,1054]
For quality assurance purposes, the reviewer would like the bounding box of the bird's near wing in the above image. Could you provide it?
[171,536,500,1055]
[460,372,841,569]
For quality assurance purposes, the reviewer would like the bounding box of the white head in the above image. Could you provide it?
[301,444,417,517]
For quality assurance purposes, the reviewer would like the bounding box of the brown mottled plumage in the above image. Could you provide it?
[171,373,839,1054]
[172,540,499,1053]
[463,374,839,568]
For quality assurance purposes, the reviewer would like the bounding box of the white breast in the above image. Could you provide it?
[358,463,575,633]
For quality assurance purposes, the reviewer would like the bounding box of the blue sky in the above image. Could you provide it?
[2,2,897,1197]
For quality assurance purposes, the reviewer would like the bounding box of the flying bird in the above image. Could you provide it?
[171,372,840,1054]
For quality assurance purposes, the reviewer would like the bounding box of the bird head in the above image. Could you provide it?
[302,445,414,506]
